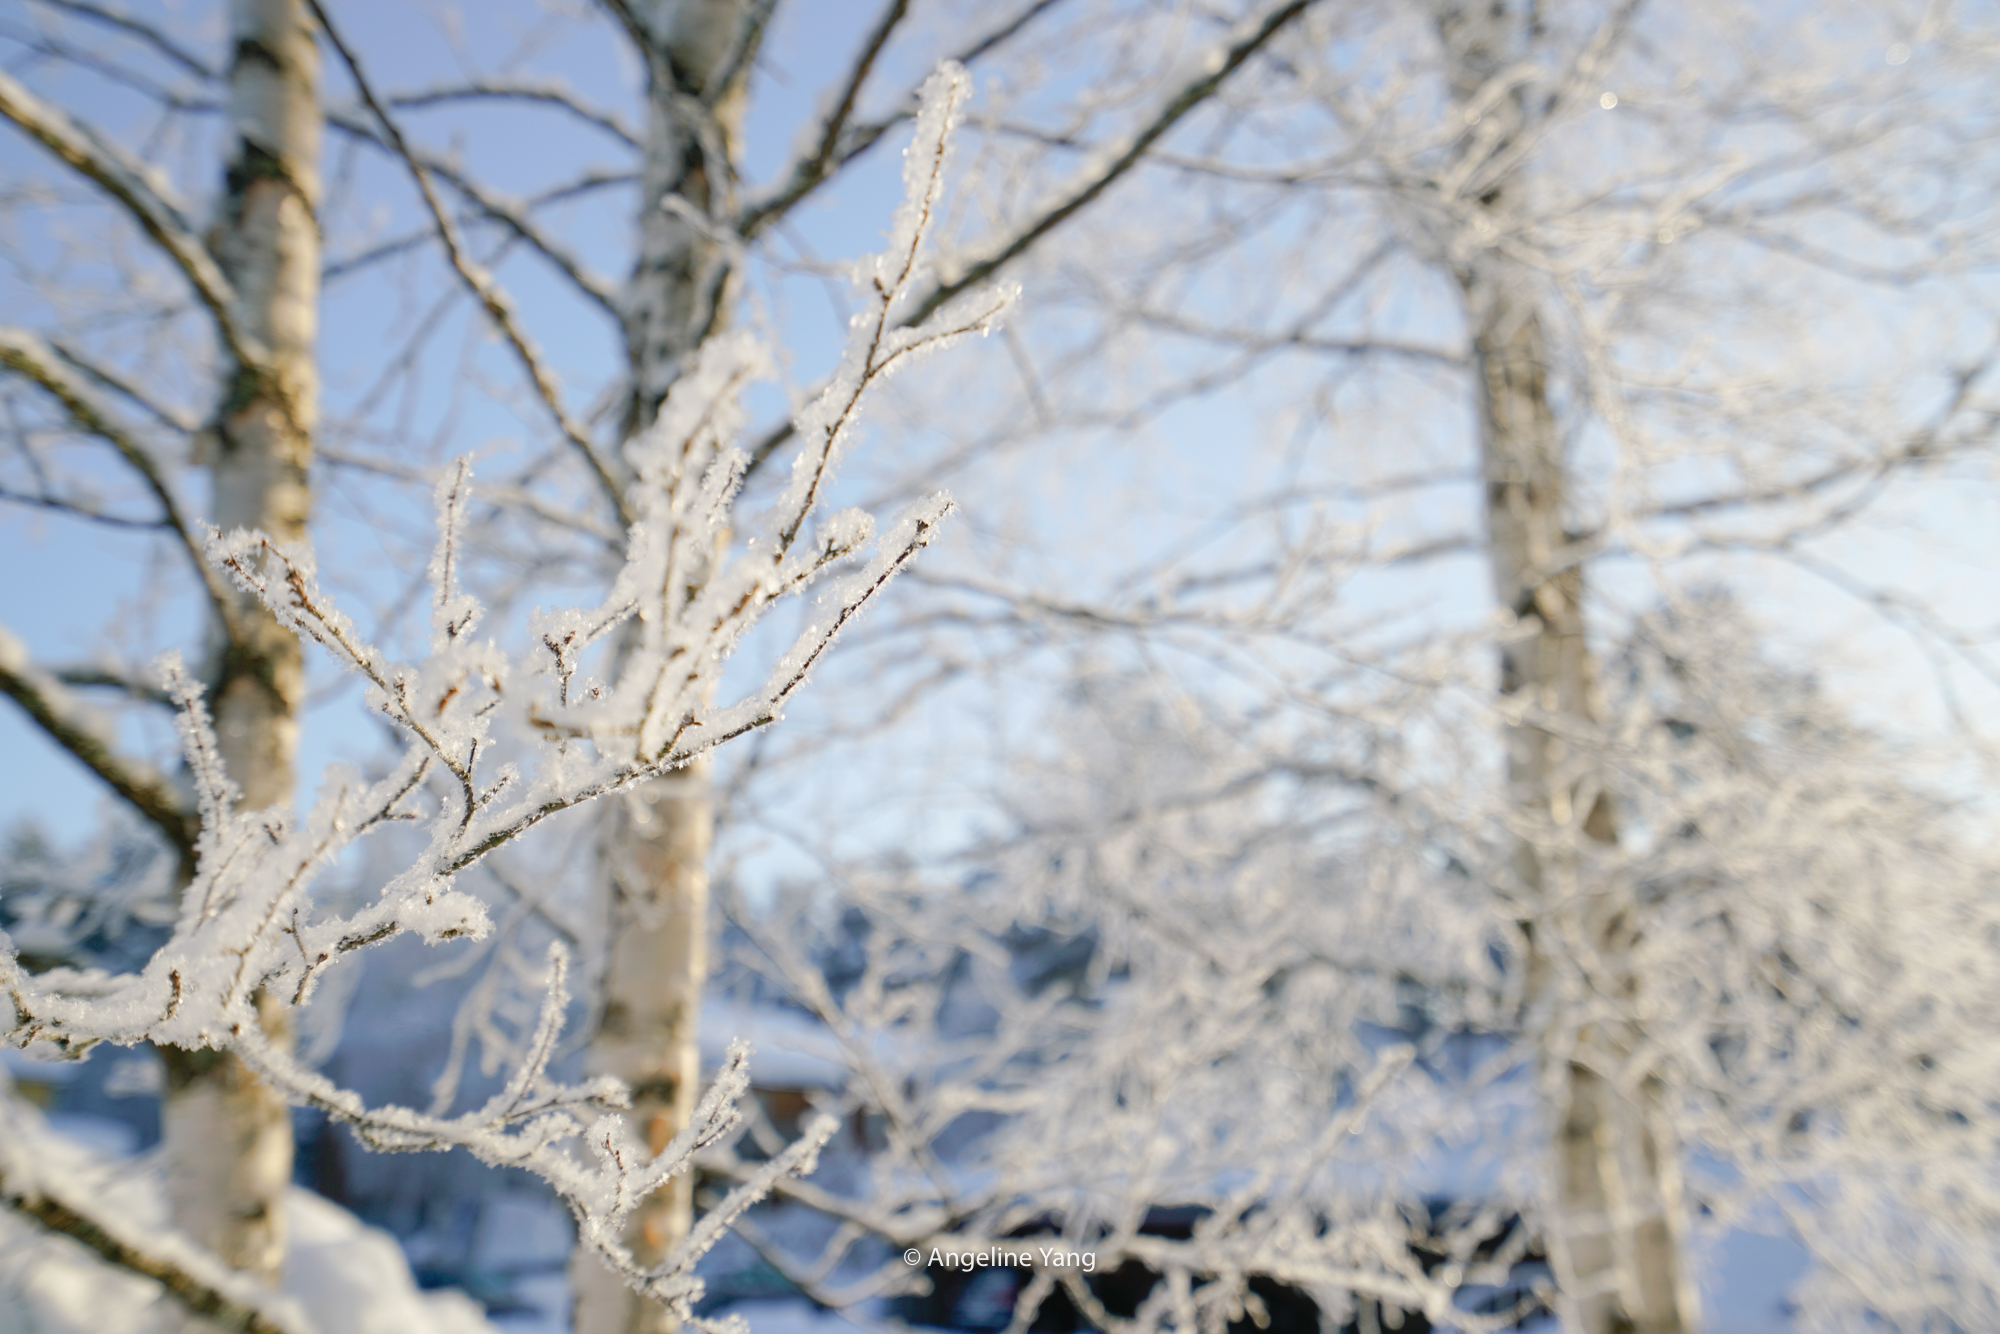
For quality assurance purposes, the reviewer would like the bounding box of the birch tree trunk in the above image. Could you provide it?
[1435,3,1690,1330]
[1459,260,1688,1334]
[159,0,321,1285]
[572,4,760,1331]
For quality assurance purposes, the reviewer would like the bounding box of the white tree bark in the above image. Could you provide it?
[618,0,758,434]
[574,762,716,1334]
[1463,265,1686,1332]
[1435,3,1690,1329]
[160,0,321,1285]
[573,4,760,1331]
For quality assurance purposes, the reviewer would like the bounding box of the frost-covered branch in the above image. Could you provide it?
[0,1184,299,1333]
[0,63,1003,1317]
[697,673,1535,1330]
[0,1089,303,1334]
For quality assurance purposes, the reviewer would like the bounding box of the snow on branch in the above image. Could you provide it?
[0,63,1002,1321]
[0,1088,307,1334]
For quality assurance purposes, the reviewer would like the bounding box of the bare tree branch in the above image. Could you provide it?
[47,339,199,435]
[52,663,176,708]
[0,485,166,529]
[900,0,1320,326]
[320,168,635,285]
[742,0,1320,479]
[739,0,909,237]
[0,70,259,372]
[592,0,651,61]
[383,78,637,148]
[305,2,633,526]
[316,443,620,544]
[324,110,621,315]
[739,0,1072,240]
[1133,308,1468,369]
[0,24,212,113]
[0,325,238,632]
[0,623,197,866]
[23,0,218,83]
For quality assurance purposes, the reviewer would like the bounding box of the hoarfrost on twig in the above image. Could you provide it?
[0,61,1004,1319]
